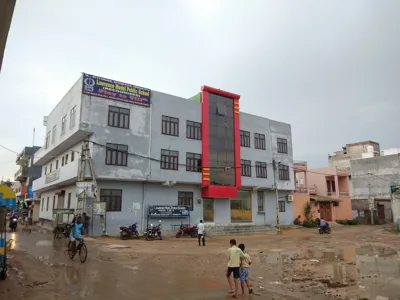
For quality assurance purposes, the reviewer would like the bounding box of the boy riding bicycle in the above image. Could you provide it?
[69,216,85,253]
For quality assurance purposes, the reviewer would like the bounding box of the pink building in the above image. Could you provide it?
[295,165,352,222]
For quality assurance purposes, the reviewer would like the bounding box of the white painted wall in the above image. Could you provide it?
[33,77,83,164]
[38,184,77,220]
[381,148,400,156]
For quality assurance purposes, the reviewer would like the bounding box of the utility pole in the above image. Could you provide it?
[273,160,281,232]
[77,141,106,235]
[368,173,374,225]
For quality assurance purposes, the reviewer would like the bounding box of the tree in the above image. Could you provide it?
[0,179,12,187]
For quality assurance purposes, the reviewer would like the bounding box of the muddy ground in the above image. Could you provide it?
[0,224,400,300]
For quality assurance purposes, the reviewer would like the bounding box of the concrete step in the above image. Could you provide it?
[204,224,277,236]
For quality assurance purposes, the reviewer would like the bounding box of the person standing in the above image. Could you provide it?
[227,239,245,298]
[238,243,253,295]
[82,213,91,235]
[197,220,205,246]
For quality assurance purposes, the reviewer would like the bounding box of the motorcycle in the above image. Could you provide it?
[176,222,198,238]
[144,221,162,241]
[318,225,331,234]
[120,222,140,240]
[9,217,18,232]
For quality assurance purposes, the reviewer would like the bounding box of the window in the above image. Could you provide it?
[160,149,179,170]
[178,191,194,211]
[52,125,57,145]
[279,200,286,212]
[65,154,69,165]
[161,115,179,136]
[255,161,267,178]
[62,156,64,166]
[254,133,266,150]
[186,152,202,172]
[56,160,59,169]
[278,164,290,180]
[71,151,75,162]
[108,105,130,129]
[70,105,77,129]
[186,121,201,140]
[61,115,67,135]
[46,197,49,211]
[100,189,122,211]
[277,138,288,154]
[53,196,56,209]
[105,143,128,166]
[67,193,71,208]
[241,159,252,177]
[240,130,250,147]
[41,198,44,211]
[45,131,51,149]
[44,166,47,175]
[50,163,52,172]
[257,191,264,212]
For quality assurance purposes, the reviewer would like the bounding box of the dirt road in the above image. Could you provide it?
[0,224,399,300]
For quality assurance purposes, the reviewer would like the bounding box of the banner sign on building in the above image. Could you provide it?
[82,73,151,107]
[148,205,190,218]
[391,185,400,194]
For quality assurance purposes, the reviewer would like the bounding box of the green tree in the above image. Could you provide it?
[1,179,12,187]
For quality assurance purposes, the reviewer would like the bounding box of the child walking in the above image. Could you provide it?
[238,243,253,295]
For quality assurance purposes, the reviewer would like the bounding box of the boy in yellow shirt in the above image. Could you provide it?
[238,243,253,295]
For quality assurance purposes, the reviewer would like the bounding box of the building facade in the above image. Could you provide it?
[350,154,400,222]
[32,73,295,235]
[296,166,352,221]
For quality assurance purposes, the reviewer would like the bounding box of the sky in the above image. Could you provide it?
[0,0,399,180]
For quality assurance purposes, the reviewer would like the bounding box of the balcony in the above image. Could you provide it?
[295,184,308,193]
[32,160,78,192]
[336,167,348,176]
[308,184,317,194]
[14,166,28,181]
[33,124,92,166]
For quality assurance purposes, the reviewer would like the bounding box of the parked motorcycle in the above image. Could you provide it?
[9,217,17,232]
[318,225,331,234]
[120,222,140,240]
[144,221,162,241]
[176,222,198,238]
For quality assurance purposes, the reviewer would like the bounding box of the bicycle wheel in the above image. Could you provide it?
[79,243,87,263]
[67,241,76,259]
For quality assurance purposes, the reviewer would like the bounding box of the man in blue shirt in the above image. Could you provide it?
[69,216,85,253]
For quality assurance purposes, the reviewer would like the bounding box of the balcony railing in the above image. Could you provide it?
[308,184,317,194]
[295,184,308,193]
[14,166,28,180]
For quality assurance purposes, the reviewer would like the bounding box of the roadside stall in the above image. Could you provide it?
[52,208,75,239]
[0,184,17,280]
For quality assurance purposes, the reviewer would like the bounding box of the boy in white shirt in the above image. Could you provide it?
[197,220,205,246]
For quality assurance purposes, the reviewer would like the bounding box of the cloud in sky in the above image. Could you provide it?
[0,0,399,179]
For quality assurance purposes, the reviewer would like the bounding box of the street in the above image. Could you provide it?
[1,225,400,300]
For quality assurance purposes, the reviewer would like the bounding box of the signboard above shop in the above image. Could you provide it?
[148,205,190,218]
[82,73,151,107]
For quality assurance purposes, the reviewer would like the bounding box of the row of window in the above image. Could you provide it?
[106,106,289,153]
[41,192,73,211]
[256,191,286,213]
[240,131,288,153]
[45,105,77,149]
[41,189,287,214]
[44,151,75,175]
[105,143,290,180]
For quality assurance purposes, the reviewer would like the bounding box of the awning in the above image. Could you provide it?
[310,195,341,203]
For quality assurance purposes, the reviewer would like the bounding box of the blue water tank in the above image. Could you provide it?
[397,218,400,231]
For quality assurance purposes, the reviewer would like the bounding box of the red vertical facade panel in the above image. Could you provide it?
[200,86,241,198]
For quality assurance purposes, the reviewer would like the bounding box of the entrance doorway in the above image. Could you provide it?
[319,203,332,221]
[231,190,252,223]
[377,204,385,219]
[203,199,214,222]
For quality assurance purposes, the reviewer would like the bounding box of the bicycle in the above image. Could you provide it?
[67,237,88,263]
